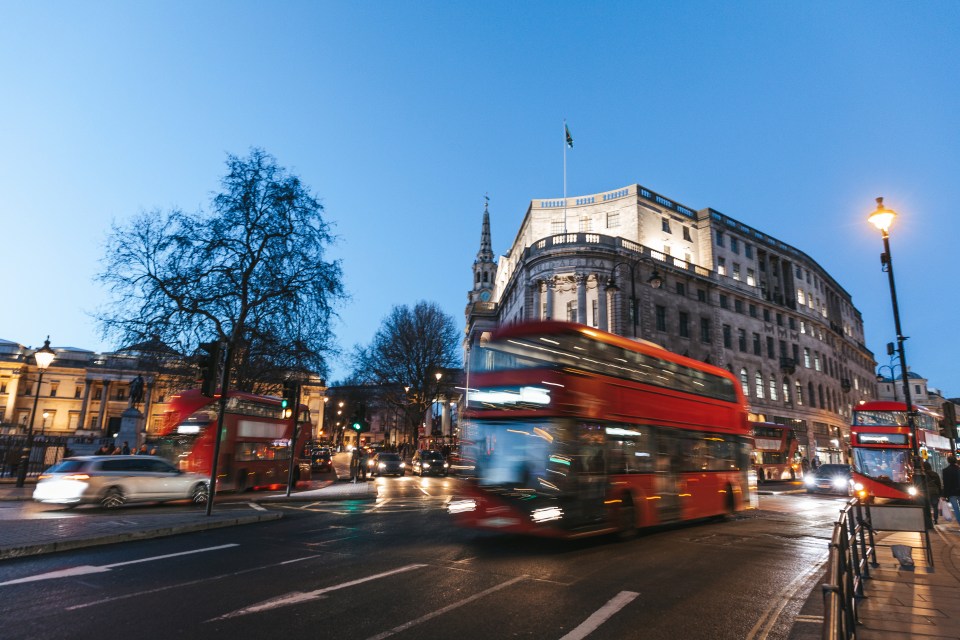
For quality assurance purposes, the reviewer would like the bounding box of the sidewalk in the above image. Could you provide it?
[0,462,376,561]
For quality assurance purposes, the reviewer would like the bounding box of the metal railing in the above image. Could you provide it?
[822,497,877,640]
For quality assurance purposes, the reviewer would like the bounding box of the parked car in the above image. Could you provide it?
[32,455,209,508]
[804,464,854,495]
[369,452,405,477]
[411,450,449,477]
[311,451,333,472]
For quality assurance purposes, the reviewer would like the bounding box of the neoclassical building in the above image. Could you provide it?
[465,184,879,463]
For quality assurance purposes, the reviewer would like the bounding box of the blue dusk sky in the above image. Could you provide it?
[1,2,958,395]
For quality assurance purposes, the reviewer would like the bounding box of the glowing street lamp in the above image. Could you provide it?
[868,197,918,459]
[16,337,56,487]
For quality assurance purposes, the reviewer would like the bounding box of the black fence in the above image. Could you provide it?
[0,434,110,480]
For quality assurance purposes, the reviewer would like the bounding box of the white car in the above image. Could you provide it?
[33,455,209,508]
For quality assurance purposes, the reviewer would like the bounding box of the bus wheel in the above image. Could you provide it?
[616,494,637,540]
[101,487,125,509]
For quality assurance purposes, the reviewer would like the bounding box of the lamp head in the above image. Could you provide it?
[34,337,56,370]
[868,197,897,233]
[647,269,663,289]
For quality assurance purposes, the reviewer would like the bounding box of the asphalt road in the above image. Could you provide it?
[0,479,846,640]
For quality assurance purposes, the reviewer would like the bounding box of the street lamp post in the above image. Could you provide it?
[876,359,902,402]
[16,337,56,488]
[607,256,663,338]
[868,197,919,460]
[41,411,49,435]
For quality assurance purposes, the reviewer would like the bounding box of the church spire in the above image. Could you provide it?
[476,195,494,263]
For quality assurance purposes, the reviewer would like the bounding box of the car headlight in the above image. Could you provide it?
[908,486,918,496]
[379,463,386,469]
[804,476,816,487]
[443,462,449,468]
[832,477,848,490]
[399,462,405,468]
[423,463,431,469]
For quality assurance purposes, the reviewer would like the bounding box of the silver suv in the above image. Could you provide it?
[33,455,209,508]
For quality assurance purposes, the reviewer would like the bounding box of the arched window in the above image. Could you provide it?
[769,376,778,401]
[783,378,791,404]
[818,385,825,409]
[755,372,764,399]
[795,381,804,406]
[740,368,749,396]
[808,382,816,408]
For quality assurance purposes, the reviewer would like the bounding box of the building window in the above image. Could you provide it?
[747,269,755,286]
[740,368,749,396]
[700,318,711,344]
[716,230,724,247]
[804,348,811,368]
[797,288,806,305]
[814,353,821,371]
[662,218,672,233]
[579,216,592,232]
[675,282,686,296]
[731,237,739,254]
[717,257,726,276]
[800,321,806,334]
[732,263,741,281]
[808,382,816,408]
[766,336,775,359]
[776,313,783,326]
[745,244,753,259]
[723,325,732,348]
[551,221,564,234]
[769,376,778,401]
[795,381,804,406]
[607,212,620,227]
[763,308,770,322]
[738,328,747,352]
[697,289,706,302]
[50,383,58,397]
[788,317,797,330]
[679,311,689,338]
[655,306,667,331]
[783,379,791,404]
[734,299,744,314]
[755,372,764,399]
[592,300,598,326]
[0,381,6,394]
[749,304,757,318]
[682,226,692,241]
[753,333,761,356]
[719,294,728,309]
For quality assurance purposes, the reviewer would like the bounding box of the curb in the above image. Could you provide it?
[0,512,282,561]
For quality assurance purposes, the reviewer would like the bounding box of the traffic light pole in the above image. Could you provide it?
[285,381,302,497]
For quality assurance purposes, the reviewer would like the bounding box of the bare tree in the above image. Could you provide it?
[96,148,346,392]
[351,302,461,443]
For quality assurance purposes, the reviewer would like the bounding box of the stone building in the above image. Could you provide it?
[465,184,879,463]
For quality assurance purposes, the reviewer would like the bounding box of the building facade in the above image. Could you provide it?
[465,184,879,464]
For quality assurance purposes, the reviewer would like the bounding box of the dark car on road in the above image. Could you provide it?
[411,450,449,477]
[311,450,333,473]
[804,463,854,495]
[368,452,405,477]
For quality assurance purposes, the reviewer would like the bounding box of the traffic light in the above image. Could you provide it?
[281,381,298,417]
[198,341,222,397]
[349,412,370,433]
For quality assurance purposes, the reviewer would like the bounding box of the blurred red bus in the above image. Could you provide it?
[752,422,800,482]
[152,388,312,492]
[450,321,754,538]
[850,400,949,501]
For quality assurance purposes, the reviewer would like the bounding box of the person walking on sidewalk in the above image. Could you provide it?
[923,460,942,525]
[941,455,960,525]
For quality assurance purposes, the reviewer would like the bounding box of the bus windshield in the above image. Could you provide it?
[463,419,568,490]
[852,448,910,483]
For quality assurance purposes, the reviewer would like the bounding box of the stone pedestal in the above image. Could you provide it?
[116,407,145,452]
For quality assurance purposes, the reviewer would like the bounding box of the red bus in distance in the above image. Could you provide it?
[752,422,801,482]
[152,388,312,492]
[450,320,754,538]
[850,400,949,501]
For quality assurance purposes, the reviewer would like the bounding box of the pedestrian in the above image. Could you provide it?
[922,461,942,525]
[121,441,131,455]
[136,444,149,455]
[801,457,810,475]
[357,447,368,481]
[350,446,360,482]
[941,455,960,525]
[97,443,112,455]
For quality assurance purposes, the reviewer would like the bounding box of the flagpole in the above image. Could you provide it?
[563,119,567,234]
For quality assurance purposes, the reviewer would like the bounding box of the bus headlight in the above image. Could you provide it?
[804,475,816,487]
[854,482,864,491]
[447,499,477,514]
[908,486,918,497]
[531,506,563,523]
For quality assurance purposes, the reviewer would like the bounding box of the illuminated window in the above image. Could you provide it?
[740,368,749,396]
[795,381,803,406]
[755,372,764,399]
[769,376,778,401]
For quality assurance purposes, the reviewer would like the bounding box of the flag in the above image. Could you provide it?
[565,123,574,148]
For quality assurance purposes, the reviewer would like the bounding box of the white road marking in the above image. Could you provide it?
[67,554,321,610]
[0,544,239,587]
[208,564,427,621]
[247,502,267,512]
[745,552,828,640]
[365,575,528,640]
[368,498,392,511]
[558,590,639,640]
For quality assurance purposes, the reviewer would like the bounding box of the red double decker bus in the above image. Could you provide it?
[850,401,949,501]
[151,388,313,492]
[752,422,801,482]
[450,321,754,538]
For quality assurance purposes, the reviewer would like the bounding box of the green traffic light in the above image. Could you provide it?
[281,398,289,409]
[351,422,361,431]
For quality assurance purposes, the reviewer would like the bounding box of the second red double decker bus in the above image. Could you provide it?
[151,388,313,492]
[450,320,754,538]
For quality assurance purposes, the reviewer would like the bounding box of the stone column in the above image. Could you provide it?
[531,280,542,321]
[77,379,93,430]
[3,372,21,423]
[544,277,555,321]
[598,277,610,332]
[441,399,451,437]
[96,380,111,433]
[575,273,587,325]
